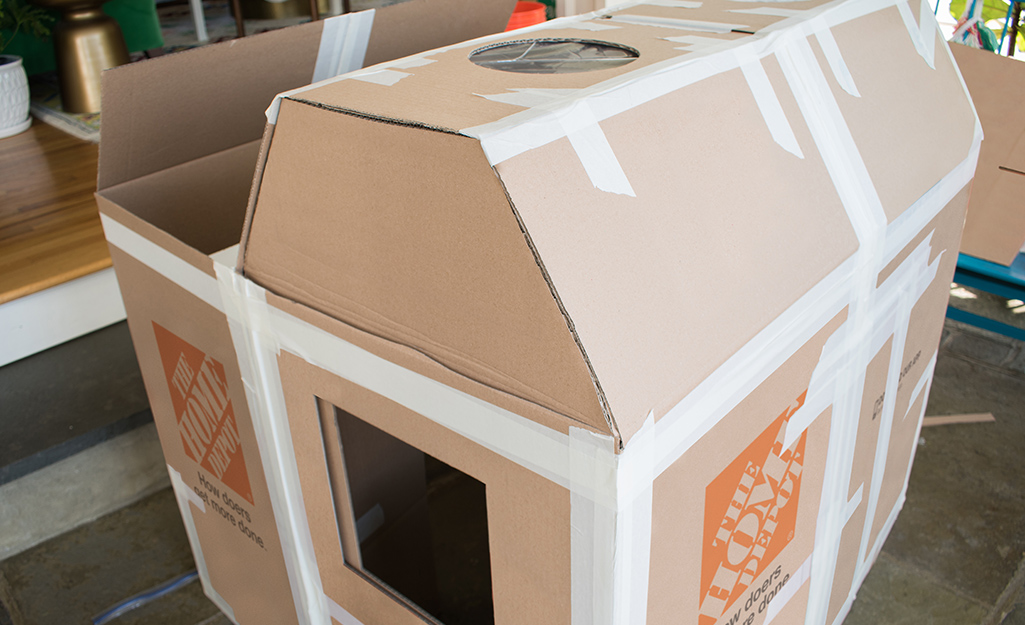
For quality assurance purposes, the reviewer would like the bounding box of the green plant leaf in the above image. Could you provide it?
[951,0,1012,23]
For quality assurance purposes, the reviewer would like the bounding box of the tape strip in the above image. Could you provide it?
[844,483,863,523]
[312,10,376,83]
[663,34,735,47]
[327,596,365,625]
[100,214,223,312]
[896,0,936,68]
[560,20,623,30]
[737,49,804,158]
[608,14,747,32]
[216,266,329,625]
[167,465,238,623]
[762,554,813,624]
[569,426,617,625]
[731,7,802,16]
[269,9,376,123]
[812,18,860,97]
[612,414,655,625]
[349,69,410,86]
[563,100,636,196]
[480,88,581,108]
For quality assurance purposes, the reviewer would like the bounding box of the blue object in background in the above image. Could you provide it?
[948,252,1025,341]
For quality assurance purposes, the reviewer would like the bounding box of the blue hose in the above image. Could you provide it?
[91,570,199,625]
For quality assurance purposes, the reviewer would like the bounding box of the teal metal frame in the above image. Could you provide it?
[947,252,1025,341]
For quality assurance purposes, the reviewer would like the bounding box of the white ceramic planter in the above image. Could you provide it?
[0,55,31,139]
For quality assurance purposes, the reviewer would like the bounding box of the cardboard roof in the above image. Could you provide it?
[242,0,977,446]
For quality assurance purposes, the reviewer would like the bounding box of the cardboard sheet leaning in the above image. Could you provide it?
[96,0,981,623]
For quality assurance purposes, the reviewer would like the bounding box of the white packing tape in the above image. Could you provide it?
[168,464,238,624]
[267,9,376,124]
[569,426,618,625]
[480,88,582,108]
[327,597,365,625]
[896,0,936,69]
[563,101,636,196]
[349,69,410,86]
[812,17,860,98]
[608,13,748,32]
[611,414,655,625]
[560,20,623,30]
[731,7,803,16]
[216,266,331,625]
[763,554,813,624]
[312,10,376,84]
[100,213,223,312]
[737,47,804,158]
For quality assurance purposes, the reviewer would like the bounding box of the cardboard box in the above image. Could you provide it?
[950,43,1025,266]
[99,0,981,623]
[94,1,516,622]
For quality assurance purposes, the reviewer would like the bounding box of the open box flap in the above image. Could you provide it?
[98,0,518,194]
[98,22,324,192]
[950,43,1025,265]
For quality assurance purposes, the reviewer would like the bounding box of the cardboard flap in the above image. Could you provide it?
[98,22,325,192]
[951,43,1025,264]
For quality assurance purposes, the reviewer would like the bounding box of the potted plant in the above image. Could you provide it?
[0,0,52,138]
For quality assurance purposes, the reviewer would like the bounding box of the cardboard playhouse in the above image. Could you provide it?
[96,0,981,623]
[949,43,1025,267]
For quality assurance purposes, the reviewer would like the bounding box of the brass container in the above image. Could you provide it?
[33,0,129,114]
[239,0,331,20]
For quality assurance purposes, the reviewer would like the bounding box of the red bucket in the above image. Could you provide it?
[506,1,547,30]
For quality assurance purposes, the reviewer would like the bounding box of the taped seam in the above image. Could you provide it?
[491,170,621,446]
[167,464,238,623]
[248,266,606,433]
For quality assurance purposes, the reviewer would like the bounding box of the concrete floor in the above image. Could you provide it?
[0,305,1022,624]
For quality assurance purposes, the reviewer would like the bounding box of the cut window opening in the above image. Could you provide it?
[469,38,639,73]
[326,404,495,625]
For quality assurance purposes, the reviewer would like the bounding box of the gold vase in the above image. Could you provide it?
[33,0,130,114]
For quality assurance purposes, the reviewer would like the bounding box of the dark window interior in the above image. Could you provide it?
[330,406,495,625]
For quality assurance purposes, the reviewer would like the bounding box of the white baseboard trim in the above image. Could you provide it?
[0,268,127,367]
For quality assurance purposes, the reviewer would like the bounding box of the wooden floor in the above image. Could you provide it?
[0,121,108,305]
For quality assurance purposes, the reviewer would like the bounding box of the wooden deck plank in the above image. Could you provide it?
[0,122,109,305]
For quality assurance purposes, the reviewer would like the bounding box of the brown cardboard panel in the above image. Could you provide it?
[823,9,976,223]
[278,351,571,625]
[961,167,1025,265]
[244,100,609,433]
[107,245,299,625]
[951,42,1025,264]
[496,58,858,441]
[96,196,219,279]
[98,22,324,191]
[647,311,843,625]
[100,141,261,255]
[264,288,599,438]
[296,21,693,133]
[770,579,812,625]
[363,0,518,67]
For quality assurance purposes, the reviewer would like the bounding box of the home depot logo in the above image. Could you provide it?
[698,391,808,625]
[153,322,253,505]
